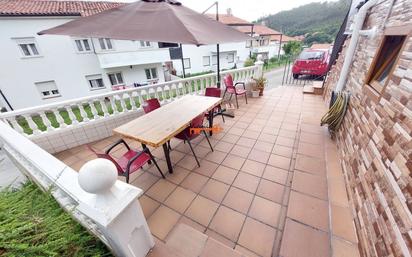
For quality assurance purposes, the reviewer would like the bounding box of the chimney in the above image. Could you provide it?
[226,8,232,16]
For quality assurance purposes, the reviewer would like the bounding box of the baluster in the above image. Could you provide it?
[177,82,182,97]
[78,103,90,122]
[88,100,100,119]
[128,93,137,111]
[40,112,53,131]
[65,105,78,125]
[108,96,118,115]
[137,92,144,108]
[52,109,66,128]
[118,94,127,112]
[7,118,24,134]
[99,98,110,117]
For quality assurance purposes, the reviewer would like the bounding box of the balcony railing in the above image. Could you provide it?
[97,48,171,69]
[0,65,259,137]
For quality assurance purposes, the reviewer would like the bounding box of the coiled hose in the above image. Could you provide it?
[320,91,350,138]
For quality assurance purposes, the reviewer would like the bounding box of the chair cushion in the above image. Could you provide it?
[235,88,247,95]
[117,149,151,174]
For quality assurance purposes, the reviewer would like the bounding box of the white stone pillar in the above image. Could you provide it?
[78,159,154,257]
[254,54,265,78]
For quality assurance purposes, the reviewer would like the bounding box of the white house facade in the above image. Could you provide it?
[0,2,167,110]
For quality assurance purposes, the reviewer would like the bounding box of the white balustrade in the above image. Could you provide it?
[0,65,259,137]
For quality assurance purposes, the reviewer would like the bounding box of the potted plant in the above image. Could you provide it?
[253,76,267,96]
[251,83,260,98]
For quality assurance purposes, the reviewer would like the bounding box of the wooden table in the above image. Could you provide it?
[113,95,222,173]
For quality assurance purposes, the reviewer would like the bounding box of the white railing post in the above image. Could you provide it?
[255,54,264,78]
[78,159,154,257]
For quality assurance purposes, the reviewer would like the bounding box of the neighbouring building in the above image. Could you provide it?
[0,0,169,110]
[172,9,294,77]
[323,0,412,255]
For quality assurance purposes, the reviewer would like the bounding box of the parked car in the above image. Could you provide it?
[292,49,330,79]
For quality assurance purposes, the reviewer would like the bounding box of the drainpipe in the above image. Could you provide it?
[335,0,379,92]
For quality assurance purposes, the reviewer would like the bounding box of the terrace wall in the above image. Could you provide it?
[324,0,412,256]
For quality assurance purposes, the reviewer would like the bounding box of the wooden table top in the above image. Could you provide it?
[113,95,222,147]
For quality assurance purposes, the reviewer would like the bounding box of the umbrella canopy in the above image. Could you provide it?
[38,0,250,46]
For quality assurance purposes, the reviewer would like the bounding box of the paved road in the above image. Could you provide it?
[264,67,287,89]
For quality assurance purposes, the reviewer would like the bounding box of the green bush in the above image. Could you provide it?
[0,182,112,257]
[243,58,255,67]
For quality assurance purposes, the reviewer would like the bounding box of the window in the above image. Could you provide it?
[145,68,158,80]
[246,40,252,48]
[212,55,217,65]
[183,58,191,69]
[108,72,124,86]
[74,39,92,52]
[14,38,40,57]
[366,33,407,93]
[35,81,60,99]
[227,53,235,63]
[203,56,210,66]
[139,41,151,48]
[86,74,105,90]
[99,38,113,50]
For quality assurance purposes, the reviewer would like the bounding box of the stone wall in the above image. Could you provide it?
[323,0,412,256]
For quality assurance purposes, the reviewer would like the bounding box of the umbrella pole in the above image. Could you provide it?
[217,44,220,87]
[180,44,186,78]
[202,1,234,120]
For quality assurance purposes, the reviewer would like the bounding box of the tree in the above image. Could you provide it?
[283,41,302,57]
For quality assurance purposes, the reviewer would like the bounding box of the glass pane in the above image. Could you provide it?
[83,39,91,51]
[145,69,151,79]
[75,40,83,51]
[19,44,30,56]
[106,39,113,49]
[151,68,158,79]
[99,38,106,49]
[146,41,150,46]
[51,90,59,95]
[29,44,39,55]
[89,80,96,88]
[116,73,123,84]
[97,79,104,88]
[140,41,145,47]
[108,74,116,85]
[42,91,50,96]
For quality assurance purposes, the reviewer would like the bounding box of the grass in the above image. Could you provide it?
[264,56,292,71]
[15,83,214,135]
[0,182,112,257]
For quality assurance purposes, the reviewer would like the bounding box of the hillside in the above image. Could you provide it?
[257,0,350,45]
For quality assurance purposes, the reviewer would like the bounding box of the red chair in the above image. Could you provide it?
[174,114,213,167]
[223,74,247,109]
[88,139,164,183]
[142,98,161,113]
[142,98,172,150]
[205,87,225,123]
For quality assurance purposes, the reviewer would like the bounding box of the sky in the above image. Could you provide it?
[110,0,339,22]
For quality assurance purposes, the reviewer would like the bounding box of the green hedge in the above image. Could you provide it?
[0,183,112,257]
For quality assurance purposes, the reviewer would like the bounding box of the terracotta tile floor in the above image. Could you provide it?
[54,86,353,257]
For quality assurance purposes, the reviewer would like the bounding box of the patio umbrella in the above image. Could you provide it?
[38,0,249,46]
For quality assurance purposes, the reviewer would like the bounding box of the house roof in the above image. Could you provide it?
[0,0,122,17]
[237,24,281,36]
[270,34,297,42]
[205,13,252,25]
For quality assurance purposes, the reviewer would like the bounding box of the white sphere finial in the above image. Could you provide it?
[78,158,117,194]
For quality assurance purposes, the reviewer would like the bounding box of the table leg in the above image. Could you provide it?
[208,110,213,136]
[162,143,173,174]
[142,143,151,164]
